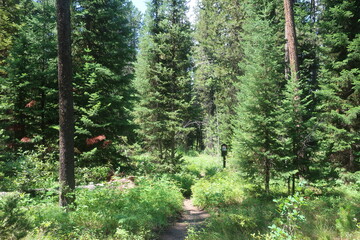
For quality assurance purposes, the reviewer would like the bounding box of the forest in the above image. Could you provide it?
[0,0,359,239]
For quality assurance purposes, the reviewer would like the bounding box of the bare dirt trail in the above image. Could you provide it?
[159,199,210,240]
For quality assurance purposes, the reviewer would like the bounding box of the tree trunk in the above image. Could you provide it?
[56,0,75,208]
[265,158,270,194]
[284,0,299,82]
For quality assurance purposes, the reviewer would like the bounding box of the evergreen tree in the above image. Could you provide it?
[317,0,360,172]
[57,0,75,208]
[72,0,140,167]
[134,0,193,170]
[0,0,23,77]
[193,0,244,151]
[1,0,58,147]
[232,1,284,193]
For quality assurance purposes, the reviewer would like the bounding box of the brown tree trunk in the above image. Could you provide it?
[265,158,270,194]
[284,0,299,82]
[56,0,75,208]
[284,0,302,195]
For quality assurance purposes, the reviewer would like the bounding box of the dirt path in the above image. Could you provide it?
[159,199,210,240]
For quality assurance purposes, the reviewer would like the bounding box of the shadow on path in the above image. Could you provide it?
[159,199,210,240]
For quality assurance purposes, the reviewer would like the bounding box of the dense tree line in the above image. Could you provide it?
[0,0,359,195]
[0,0,140,181]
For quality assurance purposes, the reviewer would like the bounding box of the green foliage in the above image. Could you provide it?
[193,0,244,150]
[191,171,244,208]
[187,168,276,240]
[335,205,358,237]
[0,193,30,240]
[75,165,111,185]
[269,193,307,240]
[19,177,183,239]
[232,0,284,193]
[316,0,360,171]
[1,145,58,191]
[133,0,194,167]
[183,154,222,177]
[165,171,198,198]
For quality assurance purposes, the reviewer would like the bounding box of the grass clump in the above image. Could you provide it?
[191,170,245,208]
[188,170,275,240]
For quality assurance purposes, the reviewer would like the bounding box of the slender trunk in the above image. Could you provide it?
[265,158,270,194]
[57,0,75,208]
[287,177,291,195]
[292,174,295,195]
[348,147,355,172]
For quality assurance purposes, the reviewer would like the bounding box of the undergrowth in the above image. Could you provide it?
[187,167,360,240]
[1,177,183,240]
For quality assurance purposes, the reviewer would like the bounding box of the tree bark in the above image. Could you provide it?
[56,0,75,208]
[265,158,270,194]
[284,0,299,82]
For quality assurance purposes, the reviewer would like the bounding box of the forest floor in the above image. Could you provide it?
[159,199,210,240]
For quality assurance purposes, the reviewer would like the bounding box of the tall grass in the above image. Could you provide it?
[185,154,360,240]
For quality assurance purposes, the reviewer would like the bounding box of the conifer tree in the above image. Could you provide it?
[317,0,360,172]
[0,0,22,77]
[57,0,75,208]
[134,0,193,170]
[193,0,244,151]
[233,1,284,193]
[72,0,139,167]
[1,0,58,146]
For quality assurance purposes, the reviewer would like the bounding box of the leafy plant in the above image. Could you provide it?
[269,193,307,240]
[0,193,30,239]
[192,171,244,208]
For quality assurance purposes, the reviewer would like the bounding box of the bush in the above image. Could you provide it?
[75,165,111,185]
[165,171,199,197]
[1,146,58,191]
[186,197,276,240]
[24,177,183,239]
[191,171,244,208]
[0,193,30,239]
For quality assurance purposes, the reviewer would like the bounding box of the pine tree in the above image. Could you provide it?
[72,0,140,167]
[317,0,360,172]
[57,0,75,208]
[193,0,244,151]
[0,0,23,77]
[134,0,193,170]
[1,0,58,147]
[232,1,284,194]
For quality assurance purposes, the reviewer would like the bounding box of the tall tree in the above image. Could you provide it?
[72,0,140,168]
[193,0,244,151]
[57,0,75,207]
[282,0,307,194]
[317,0,360,172]
[134,0,193,170]
[284,0,299,81]
[1,0,58,148]
[0,0,22,77]
[233,1,284,194]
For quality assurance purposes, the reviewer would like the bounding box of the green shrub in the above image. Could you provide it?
[2,146,58,191]
[269,193,307,240]
[336,205,358,238]
[24,177,183,239]
[75,165,111,184]
[186,198,276,240]
[164,170,200,197]
[191,171,244,208]
[0,193,31,239]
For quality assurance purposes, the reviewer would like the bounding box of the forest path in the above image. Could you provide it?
[159,199,210,240]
